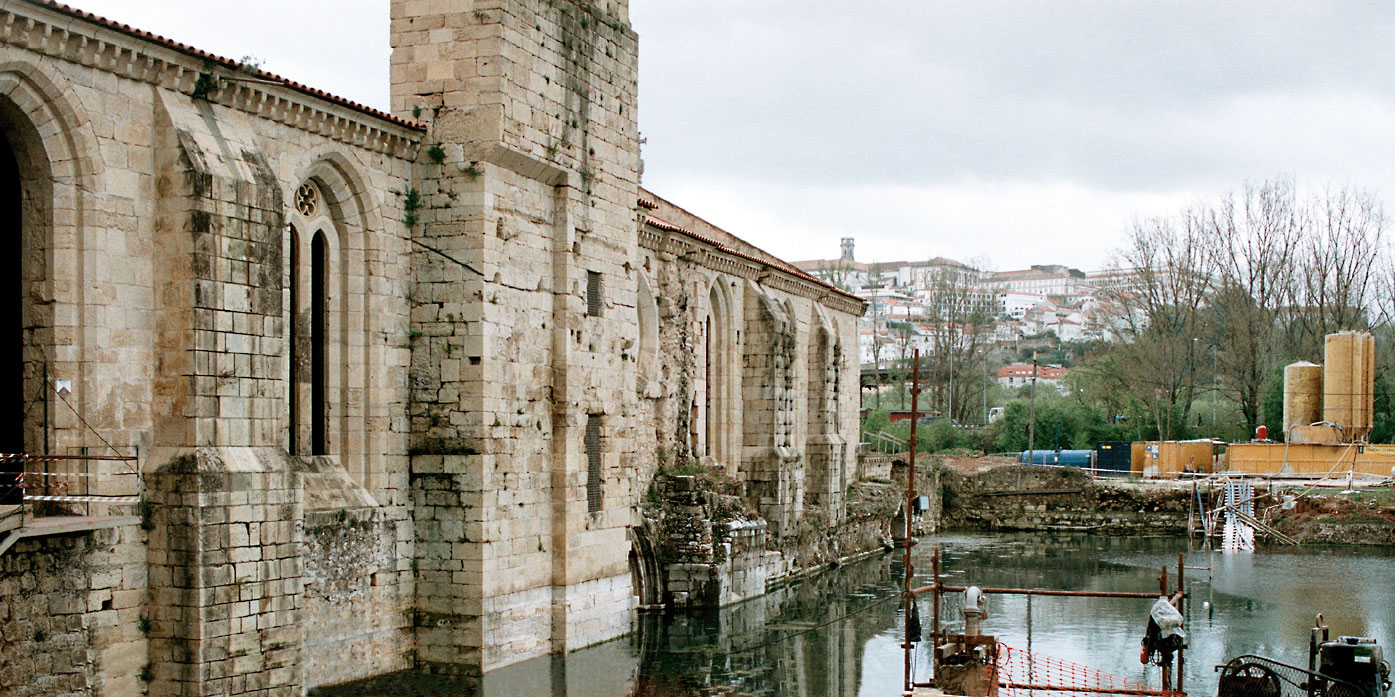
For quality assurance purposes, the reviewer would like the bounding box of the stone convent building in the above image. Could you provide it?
[0,1,865,695]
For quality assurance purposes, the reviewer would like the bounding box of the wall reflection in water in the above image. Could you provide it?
[316,534,1395,697]
[628,552,903,697]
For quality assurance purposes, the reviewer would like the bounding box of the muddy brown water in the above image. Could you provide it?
[318,533,1395,696]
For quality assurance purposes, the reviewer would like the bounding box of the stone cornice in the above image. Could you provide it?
[3,1,422,159]
[641,219,866,317]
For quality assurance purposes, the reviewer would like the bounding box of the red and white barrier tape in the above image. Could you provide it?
[13,470,139,478]
[23,495,139,503]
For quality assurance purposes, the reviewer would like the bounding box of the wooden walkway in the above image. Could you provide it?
[0,514,138,555]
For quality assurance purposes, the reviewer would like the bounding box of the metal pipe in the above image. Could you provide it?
[902,349,921,694]
[1027,351,1038,467]
[912,585,1174,599]
[931,547,940,679]
[999,684,1177,696]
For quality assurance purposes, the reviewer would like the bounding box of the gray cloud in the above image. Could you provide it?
[55,1,1395,268]
[634,2,1395,192]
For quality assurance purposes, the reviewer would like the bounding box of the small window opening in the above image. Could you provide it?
[586,271,603,317]
[586,414,602,513]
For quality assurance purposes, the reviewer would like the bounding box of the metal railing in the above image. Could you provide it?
[1216,654,1372,697]
[864,430,906,453]
[1,452,141,527]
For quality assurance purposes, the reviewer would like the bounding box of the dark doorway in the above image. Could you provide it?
[0,134,22,455]
[0,133,22,505]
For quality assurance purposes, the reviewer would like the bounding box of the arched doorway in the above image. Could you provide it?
[628,522,662,608]
[0,131,22,454]
[0,92,58,460]
[0,84,65,503]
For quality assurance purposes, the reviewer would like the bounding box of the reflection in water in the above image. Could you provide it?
[316,534,1395,697]
[630,552,906,696]
[924,534,1395,697]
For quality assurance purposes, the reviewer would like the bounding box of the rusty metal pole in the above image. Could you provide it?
[1158,565,1171,692]
[1176,553,1186,693]
[932,546,941,682]
[903,350,921,693]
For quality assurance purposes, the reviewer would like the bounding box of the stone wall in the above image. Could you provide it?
[300,506,412,689]
[646,471,898,612]
[0,0,868,694]
[939,466,1190,534]
[650,473,777,610]
[145,449,304,697]
[0,525,146,697]
[392,0,643,675]
[637,192,865,546]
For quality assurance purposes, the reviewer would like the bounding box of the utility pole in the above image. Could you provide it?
[947,334,954,420]
[902,350,921,693]
[1027,350,1038,466]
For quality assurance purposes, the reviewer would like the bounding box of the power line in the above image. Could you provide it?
[54,386,125,458]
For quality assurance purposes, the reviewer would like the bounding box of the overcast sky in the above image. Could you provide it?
[61,1,1395,271]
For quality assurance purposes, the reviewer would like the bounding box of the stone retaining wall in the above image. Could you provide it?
[648,473,901,611]
[299,507,412,689]
[940,466,1191,535]
[0,525,146,697]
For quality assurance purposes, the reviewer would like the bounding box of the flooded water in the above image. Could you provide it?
[321,533,1395,697]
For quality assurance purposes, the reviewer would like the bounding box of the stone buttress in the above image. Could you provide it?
[391,0,642,679]
[145,92,304,697]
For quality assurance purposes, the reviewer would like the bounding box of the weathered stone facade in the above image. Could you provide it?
[0,0,865,694]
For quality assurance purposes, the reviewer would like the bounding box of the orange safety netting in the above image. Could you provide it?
[995,644,1183,697]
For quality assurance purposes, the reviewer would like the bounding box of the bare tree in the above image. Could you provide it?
[1084,179,1389,440]
[920,258,994,422]
[1207,179,1302,432]
[1097,207,1218,439]
[815,259,858,293]
[1282,186,1386,357]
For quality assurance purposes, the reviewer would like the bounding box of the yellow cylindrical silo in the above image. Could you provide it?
[1323,331,1375,441]
[1324,332,1354,435]
[1355,331,1375,440]
[1283,361,1323,435]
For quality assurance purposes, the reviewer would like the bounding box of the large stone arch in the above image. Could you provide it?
[702,277,738,470]
[741,283,801,537]
[804,303,847,519]
[0,61,98,457]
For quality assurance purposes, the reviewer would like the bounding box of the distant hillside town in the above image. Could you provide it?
[792,238,1140,369]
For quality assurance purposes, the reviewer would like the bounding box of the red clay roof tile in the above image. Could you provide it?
[22,0,425,133]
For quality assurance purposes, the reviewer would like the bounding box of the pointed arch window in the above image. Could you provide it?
[288,182,335,456]
[703,283,733,465]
